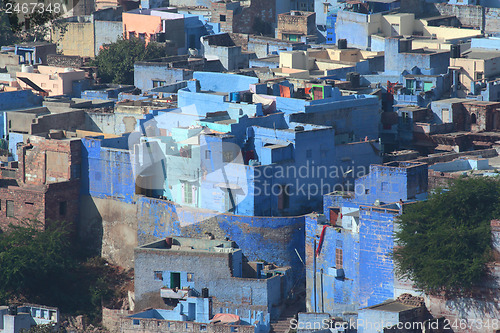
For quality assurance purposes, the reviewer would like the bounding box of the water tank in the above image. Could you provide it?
[241,92,252,103]
[230,92,241,103]
[188,48,198,57]
[337,39,347,49]
[347,72,360,88]
[21,65,33,73]
[202,288,209,298]
[450,44,461,58]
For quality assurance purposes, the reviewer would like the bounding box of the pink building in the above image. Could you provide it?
[16,66,85,96]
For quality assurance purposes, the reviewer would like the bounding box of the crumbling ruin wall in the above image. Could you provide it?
[79,195,138,269]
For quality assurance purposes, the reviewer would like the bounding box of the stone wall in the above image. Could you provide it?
[47,54,83,68]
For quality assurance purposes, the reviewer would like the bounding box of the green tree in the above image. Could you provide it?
[91,37,167,85]
[0,220,130,324]
[0,219,74,303]
[393,177,500,294]
[0,9,17,46]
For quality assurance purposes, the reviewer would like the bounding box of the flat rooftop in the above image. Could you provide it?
[364,299,421,313]
[138,237,238,254]
[461,50,500,60]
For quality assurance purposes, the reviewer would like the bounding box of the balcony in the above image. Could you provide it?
[160,287,191,299]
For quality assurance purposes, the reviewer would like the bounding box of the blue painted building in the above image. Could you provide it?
[325,14,336,44]
[0,90,43,111]
[134,72,382,217]
[305,161,428,317]
[81,72,383,290]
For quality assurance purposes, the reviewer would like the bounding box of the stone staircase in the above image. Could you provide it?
[270,297,305,333]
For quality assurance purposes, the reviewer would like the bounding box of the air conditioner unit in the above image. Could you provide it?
[328,267,345,279]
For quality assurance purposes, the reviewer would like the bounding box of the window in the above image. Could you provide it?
[306,149,312,158]
[95,172,101,181]
[187,273,194,282]
[220,14,226,22]
[205,150,211,160]
[320,149,327,159]
[6,200,13,217]
[402,112,410,124]
[423,81,433,92]
[406,79,415,94]
[381,182,388,192]
[471,113,477,124]
[152,80,166,88]
[133,319,140,326]
[200,325,207,331]
[365,189,369,195]
[476,72,483,81]
[183,182,193,204]
[223,151,233,163]
[442,108,450,123]
[59,201,67,216]
[335,248,343,269]
[154,271,163,281]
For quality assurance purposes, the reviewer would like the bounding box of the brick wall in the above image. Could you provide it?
[19,136,81,186]
[102,307,133,333]
[0,136,81,232]
[211,0,275,35]
[277,12,315,39]
[210,2,235,33]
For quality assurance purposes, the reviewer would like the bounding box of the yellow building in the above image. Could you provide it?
[450,50,500,97]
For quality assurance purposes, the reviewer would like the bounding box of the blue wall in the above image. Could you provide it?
[81,135,136,203]
[136,196,306,276]
[193,72,259,92]
[0,90,43,111]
